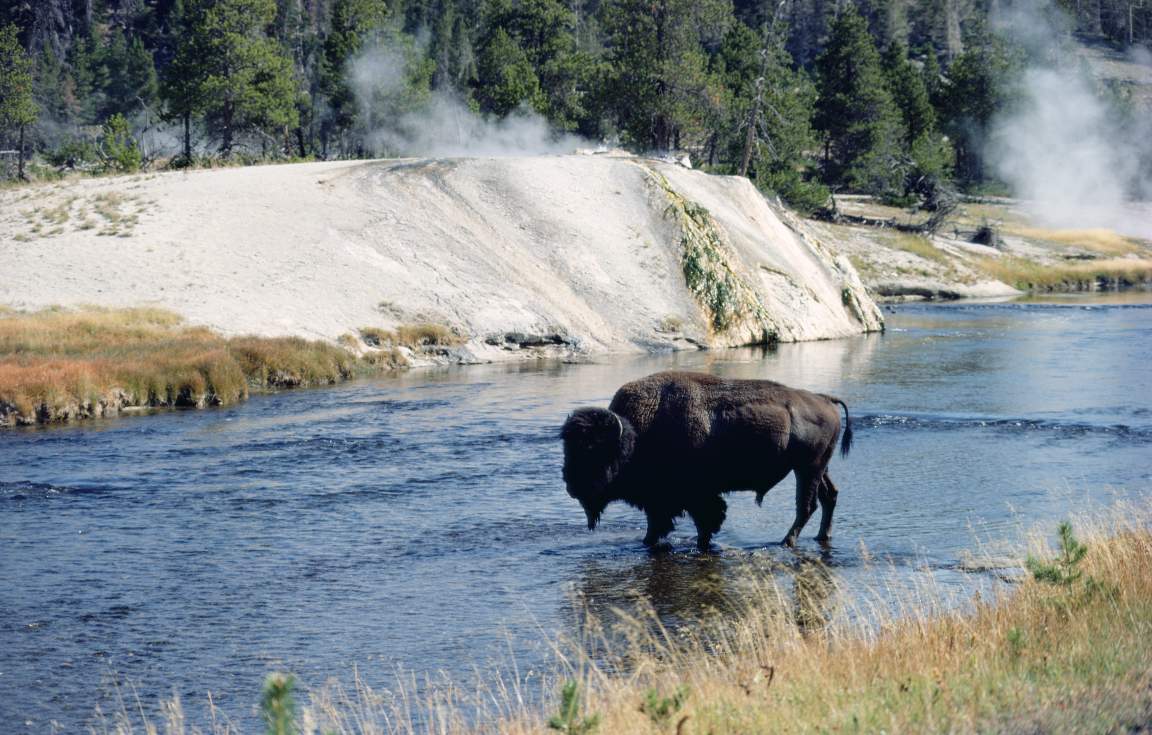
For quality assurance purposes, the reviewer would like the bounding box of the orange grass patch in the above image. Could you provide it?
[0,307,356,425]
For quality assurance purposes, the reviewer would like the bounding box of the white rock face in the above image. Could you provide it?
[0,155,882,357]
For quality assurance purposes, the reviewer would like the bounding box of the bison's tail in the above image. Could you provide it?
[827,396,853,458]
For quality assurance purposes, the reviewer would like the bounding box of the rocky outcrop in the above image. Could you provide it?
[0,155,881,358]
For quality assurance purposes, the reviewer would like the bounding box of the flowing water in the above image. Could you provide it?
[2,297,1151,732]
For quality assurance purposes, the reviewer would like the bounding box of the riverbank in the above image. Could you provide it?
[822,196,1152,301]
[96,506,1152,734]
[506,513,1151,735]
[0,306,462,426]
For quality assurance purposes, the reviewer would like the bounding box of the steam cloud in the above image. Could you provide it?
[989,1,1152,238]
[349,40,589,158]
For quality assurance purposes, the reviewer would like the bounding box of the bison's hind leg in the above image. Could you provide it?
[815,473,840,545]
[687,495,728,552]
[782,469,823,548]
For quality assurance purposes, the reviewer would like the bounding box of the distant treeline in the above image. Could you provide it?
[1,0,1149,210]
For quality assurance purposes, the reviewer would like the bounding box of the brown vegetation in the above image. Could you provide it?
[358,323,464,349]
[1008,227,1143,256]
[0,307,459,426]
[977,256,1152,291]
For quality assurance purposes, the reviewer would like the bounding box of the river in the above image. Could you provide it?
[2,296,1150,732]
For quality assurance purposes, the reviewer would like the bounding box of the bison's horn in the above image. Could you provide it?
[611,411,624,442]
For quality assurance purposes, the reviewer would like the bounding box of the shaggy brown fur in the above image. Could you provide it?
[561,371,853,550]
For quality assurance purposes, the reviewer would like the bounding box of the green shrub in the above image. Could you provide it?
[1026,522,1087,587]
[548,681,599,734]
[44,137,99,168]
[99,114,142,173]
[260,673,297,735]
[640,686,688,728]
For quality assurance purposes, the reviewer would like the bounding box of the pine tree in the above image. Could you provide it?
[716,21,828,212]
[937,31,1021,184]
[879,40,954,205]
[164,0,300,158]
[429,0,459,90]
[319,0,388,156]
[814,4,903,196]
[476,0,593,130]
[601,0,729,152]
[0,23,37,179]
[919,43,943,109]
[881,41,934,144]
[161,0,200,161]
[102,32,159,119]
[474,27,545,116]
[783,0,836,68]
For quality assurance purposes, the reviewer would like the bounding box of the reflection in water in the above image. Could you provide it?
[567,549,842,666]
[792,555,837,633]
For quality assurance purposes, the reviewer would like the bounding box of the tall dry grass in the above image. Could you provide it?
[977,256,1152,291]
[0,307,364,425]
[1007,227,1144,256]
[884,231,951,265]
[92,503,1152,735]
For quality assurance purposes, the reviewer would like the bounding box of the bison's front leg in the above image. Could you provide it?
[687,495,728,552]
[642,509,676,547]
[782,470,822,547]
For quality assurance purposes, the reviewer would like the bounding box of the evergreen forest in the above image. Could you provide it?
[1,0,1150,212]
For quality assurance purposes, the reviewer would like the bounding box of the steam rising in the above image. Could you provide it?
[989,1,1152,238]
[349,40,588,158]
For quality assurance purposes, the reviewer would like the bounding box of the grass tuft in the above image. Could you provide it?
[0,307,461,426]
[977,256,1152,291]
[359,324,464,349]
[885,232,951,264]
[1010,227,1143,256]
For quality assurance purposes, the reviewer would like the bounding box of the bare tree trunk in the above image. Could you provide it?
[17,124,26,180]
[740,34,769,178]
[738,93,760,178]
[183,111,191,161]
[945,0,963,60]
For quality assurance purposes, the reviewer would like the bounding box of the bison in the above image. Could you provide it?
[560,371,853,550]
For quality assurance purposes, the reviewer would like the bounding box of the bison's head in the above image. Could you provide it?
[561,407,636,530]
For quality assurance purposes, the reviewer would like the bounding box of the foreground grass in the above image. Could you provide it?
[483,510,1152,735]
[99,506,1152,734]
[0,307,457,426]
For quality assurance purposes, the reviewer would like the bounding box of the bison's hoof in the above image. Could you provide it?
[781,537,797,548]
[815,535,831,546]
